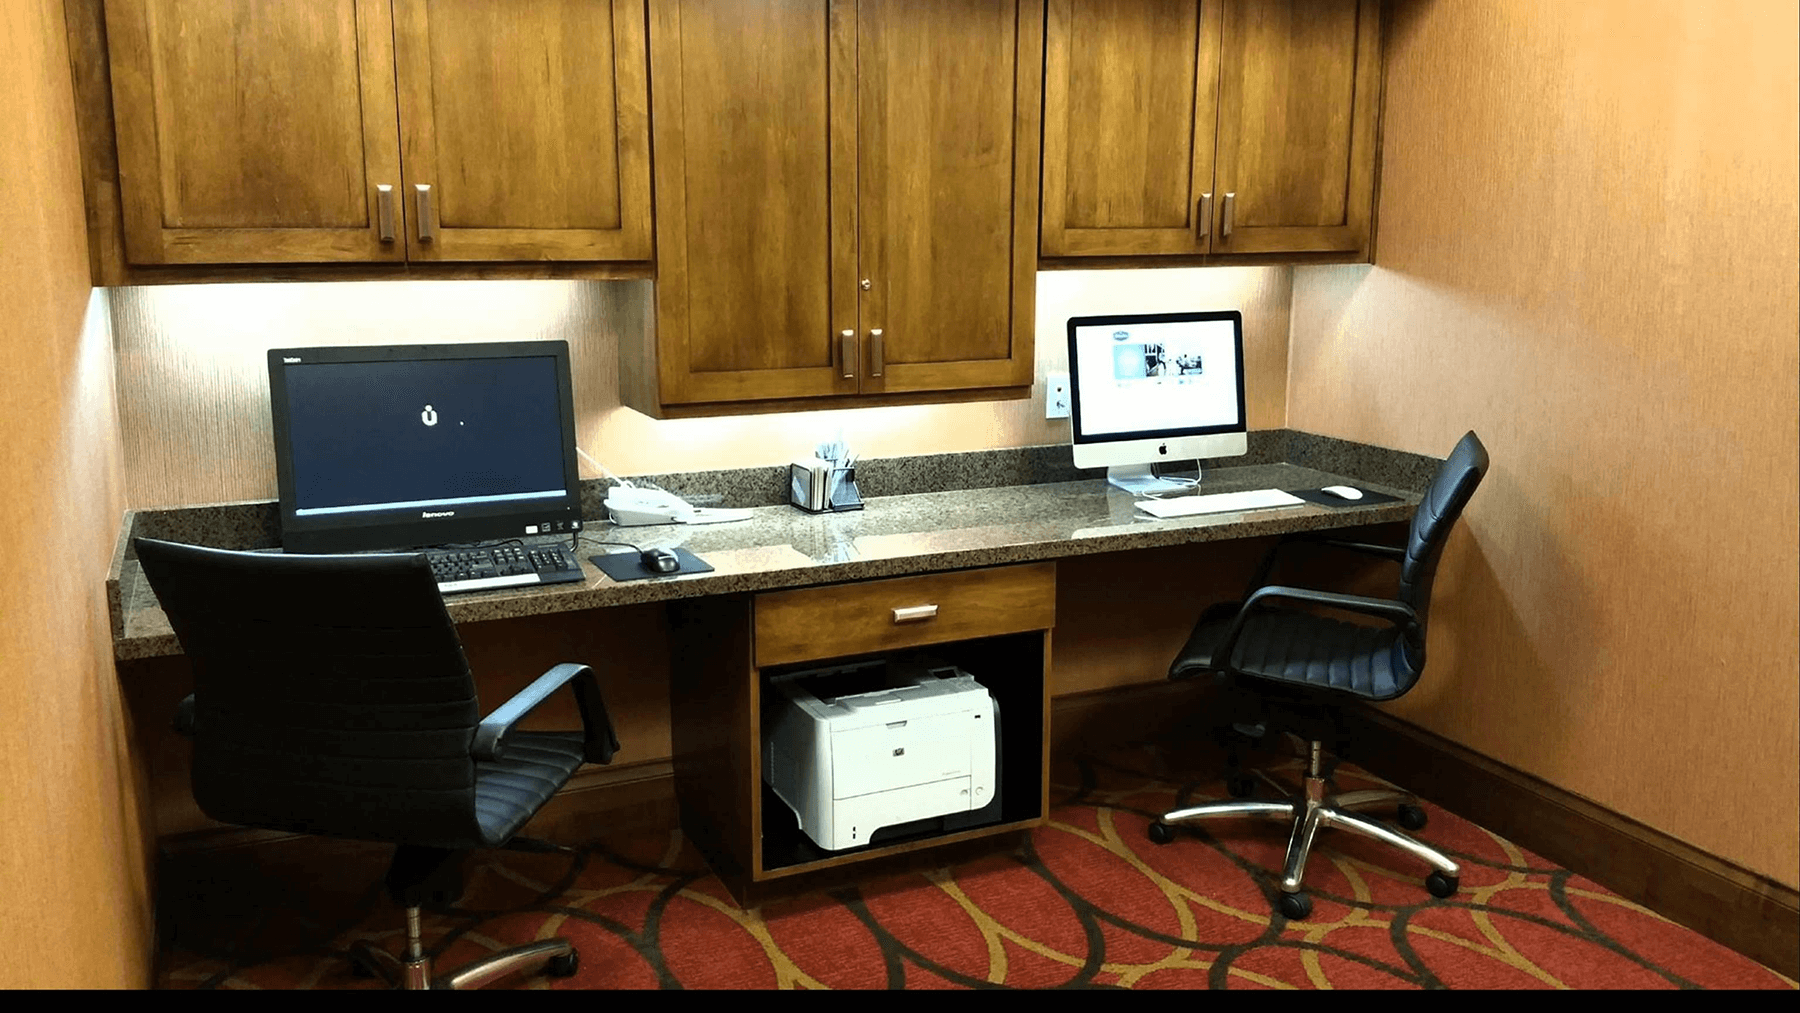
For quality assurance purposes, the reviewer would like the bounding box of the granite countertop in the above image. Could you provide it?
[109,448,1425,662]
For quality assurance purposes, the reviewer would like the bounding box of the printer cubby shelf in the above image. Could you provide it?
[757,634,1049,878]
[667,563,1056,906]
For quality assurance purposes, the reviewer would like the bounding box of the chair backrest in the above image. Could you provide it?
[134,538,486,847]
[1398,431,1490,636]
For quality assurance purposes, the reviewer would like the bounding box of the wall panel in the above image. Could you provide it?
[109,268,1289,506]
[1288,0,1798,885]
[0,0,148,987]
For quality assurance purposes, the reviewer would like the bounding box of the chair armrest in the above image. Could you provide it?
[1243,585,1418,624]
[1212,585,1420,678]
[174,694,195,738]
[473,663,620,766]
[1242,533,1405,599]
[1304,537,1407,562]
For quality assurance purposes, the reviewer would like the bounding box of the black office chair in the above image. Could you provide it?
[134,537,621,989]
[1147,432,1489,920]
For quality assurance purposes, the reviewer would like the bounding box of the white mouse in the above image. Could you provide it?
[1321,485,1364,501]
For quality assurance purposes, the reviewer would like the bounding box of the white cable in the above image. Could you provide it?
[576,446,632,488]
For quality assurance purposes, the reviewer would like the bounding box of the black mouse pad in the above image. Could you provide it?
[590,547,714,582]
[1288,487,1402,508]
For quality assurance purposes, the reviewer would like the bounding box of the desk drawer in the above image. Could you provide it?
[754,563,1055,668]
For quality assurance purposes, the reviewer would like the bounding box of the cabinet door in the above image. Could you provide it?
[103,0,404,264]
[857,0,1042,394]
[392,0,653,262]
[1040,0,1222,257]
[648,0,859,406]
[1209,0,1381,255]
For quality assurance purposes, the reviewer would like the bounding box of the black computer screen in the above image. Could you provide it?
[268,342,581,553]
[285,357,564,516]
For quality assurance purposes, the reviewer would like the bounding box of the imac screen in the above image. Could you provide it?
[1070,314,1243,440]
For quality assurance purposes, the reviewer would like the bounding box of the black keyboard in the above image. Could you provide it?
[424,541,585,595]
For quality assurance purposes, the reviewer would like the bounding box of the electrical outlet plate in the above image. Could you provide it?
[1045,371,1070,419]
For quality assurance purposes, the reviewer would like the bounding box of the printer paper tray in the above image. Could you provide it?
[781,775,980,852]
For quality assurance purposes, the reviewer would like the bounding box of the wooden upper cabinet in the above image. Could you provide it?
[857,0,1041,394]
[648,0,858,406]
[99,0,651,267]
[1041,0,1221,257]
[1040,0,1382,260]
[104,0,406,264]
[392,0,653,262]
[1211,0,1381,255]
[646,0,1041,411]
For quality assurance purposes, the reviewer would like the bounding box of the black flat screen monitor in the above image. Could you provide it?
[267,341,582,554]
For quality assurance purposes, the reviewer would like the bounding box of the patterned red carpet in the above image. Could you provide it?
[158,746,1794,990]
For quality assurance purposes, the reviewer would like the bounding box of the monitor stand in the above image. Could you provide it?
[1107,463,1200,497]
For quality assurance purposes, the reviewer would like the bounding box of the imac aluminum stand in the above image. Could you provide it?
[1106,463,1200,497]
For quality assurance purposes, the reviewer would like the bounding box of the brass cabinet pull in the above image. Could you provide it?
[869,329,884,377]
[841,330,856,379]
[376,184,396,242]
[1221,192,1236,239]
[415,184,435,242]
[1197,193,1212,240]
[891,604,938,623]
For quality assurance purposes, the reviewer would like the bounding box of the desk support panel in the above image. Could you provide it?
[669,564,1055,904]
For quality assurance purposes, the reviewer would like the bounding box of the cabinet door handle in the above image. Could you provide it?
[840,330,856,379]
[1197,193,1212,240]
[415,184,435,243]
[1221,192,1236,239]
[892,604,938,624]
[376,184,396,242]
[869,329,884,377]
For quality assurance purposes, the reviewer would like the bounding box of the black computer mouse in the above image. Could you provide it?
[641,547,681,574]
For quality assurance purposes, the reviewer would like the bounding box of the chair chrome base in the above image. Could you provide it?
[1150,741,1460,918]
[350,905,579,990]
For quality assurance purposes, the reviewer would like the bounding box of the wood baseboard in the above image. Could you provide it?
[1341,706,1799,981]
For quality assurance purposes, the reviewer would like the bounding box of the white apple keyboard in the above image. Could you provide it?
[1136,488,1307,518]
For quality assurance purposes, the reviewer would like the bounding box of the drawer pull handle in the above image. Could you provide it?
[415,184,435,242]
[376,184,396,242]
[892,605,938,624]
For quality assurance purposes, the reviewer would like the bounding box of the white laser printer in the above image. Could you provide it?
[764,661,999,852]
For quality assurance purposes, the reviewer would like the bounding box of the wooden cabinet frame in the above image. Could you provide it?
[1040,0,1223,258]
[72,0,654,277]
[102,0,407,265]
[669,564,1055,905]
[1040,0,1383,264]
[641,0,1042,415]
[393,0,654,263]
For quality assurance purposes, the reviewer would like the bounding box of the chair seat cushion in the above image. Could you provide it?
[473,731,587,846]
[1170,603,1416,702]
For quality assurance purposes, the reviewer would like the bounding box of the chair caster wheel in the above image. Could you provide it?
[1147,821,1175,845]
[1397,803,1428,830]
[1426,872,1459,899]
[547,950,580,978]
[1226,773,1257,799]
[1278,891,1312,920]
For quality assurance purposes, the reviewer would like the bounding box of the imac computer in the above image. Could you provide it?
[1067,310,1249,496]
[267,340,584,555]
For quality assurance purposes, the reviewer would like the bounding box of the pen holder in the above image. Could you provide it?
[791,461,864,513]
[825,466,863,512]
